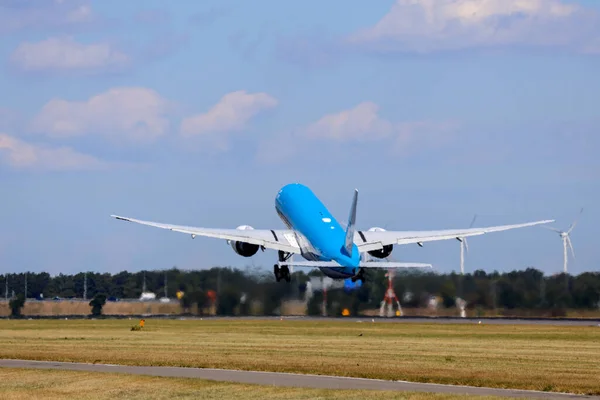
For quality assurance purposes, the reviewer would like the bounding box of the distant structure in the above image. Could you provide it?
[456,297,467,318]
[164,271,168,298]
[139,292,156,301]
[379,269,402,317]
[428,296,439,311]
[83,271,87,300]
[544,208,583,274]
[456,214,478,275]
[160,271,170,303]
[304,276,344,316]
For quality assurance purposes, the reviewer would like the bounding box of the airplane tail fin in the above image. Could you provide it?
[342,189,358,257]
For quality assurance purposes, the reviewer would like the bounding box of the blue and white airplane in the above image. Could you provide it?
[111,183,553,283]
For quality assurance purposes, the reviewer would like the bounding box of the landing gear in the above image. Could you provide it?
[274,251,292,282]
[274,264,291,282]
[351,267,366,283]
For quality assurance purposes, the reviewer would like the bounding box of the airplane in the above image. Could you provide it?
[111,183,554,284]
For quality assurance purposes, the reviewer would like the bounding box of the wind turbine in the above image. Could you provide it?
[456,214,478,275]
[544,208,583,274]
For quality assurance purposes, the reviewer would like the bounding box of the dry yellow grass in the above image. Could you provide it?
[0,300,182,316]
[2,299,600,318]
[0,368,507,400]
[0,319,598,395]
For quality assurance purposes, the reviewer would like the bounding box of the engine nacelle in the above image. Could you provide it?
[229,225,259,257]
[366,227,393,259]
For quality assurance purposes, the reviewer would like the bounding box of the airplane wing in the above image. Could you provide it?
[355,219,554,253]
[111,215,300,254]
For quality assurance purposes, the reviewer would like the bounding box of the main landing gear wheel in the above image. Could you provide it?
[274,250,292,282]
[273,264,291,282]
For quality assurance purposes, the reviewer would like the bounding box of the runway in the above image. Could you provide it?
[1,359,597,399]
[210,316,600,326]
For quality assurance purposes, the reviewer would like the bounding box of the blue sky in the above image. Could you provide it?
[0,0,598,277]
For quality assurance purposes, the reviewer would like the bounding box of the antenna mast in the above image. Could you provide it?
[379,269,402,317]
[83,271,88,300]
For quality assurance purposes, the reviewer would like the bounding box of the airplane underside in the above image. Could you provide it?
[272,250,365,283]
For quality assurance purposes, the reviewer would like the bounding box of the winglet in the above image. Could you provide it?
[342,189,358,257]
[111,215,133,222]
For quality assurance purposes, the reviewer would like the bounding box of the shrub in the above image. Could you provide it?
[89,294,107,316]
[9,294,25,317]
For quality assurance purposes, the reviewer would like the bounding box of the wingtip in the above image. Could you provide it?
[534,219,555,225]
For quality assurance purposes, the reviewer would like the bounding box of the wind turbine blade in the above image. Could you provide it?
[464,238,469,253]
[469,214,478,228]
[541,225,562,233]
[567,236,575,259]
[567,208,583,234]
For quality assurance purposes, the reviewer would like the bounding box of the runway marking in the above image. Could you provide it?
[0,359,597,399]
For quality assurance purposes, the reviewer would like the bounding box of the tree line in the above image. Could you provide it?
[1,267,599,316]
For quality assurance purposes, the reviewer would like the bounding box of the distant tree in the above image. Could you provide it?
[440,280,457,308]
[9,293,25,317]
[217,287,240,316]
[307,292,324,316]
[2,267,599,317]
[179,292,193,314]
[191,290,208,315]
[572,273,600,308]
[350,288,368,316]
[89,294,107,316]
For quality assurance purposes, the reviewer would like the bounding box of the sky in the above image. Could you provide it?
[0,0,598,277]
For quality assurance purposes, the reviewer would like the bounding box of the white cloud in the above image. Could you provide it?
[30,87,172,143]
[11,36,130,72]
[303,102,456,146]
[304,102,393,141]
[348,0,600,54]
[0,133,107,171]
[0,0,95,35]
[256,102,458,163]
[180,90,278,137]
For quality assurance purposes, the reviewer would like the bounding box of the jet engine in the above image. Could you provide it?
[229,225,260,257]
[366,227,393,259]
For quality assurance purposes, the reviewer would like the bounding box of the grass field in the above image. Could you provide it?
[0,368,509,400]
[0,319,598,395]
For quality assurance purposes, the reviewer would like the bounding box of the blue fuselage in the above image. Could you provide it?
[275,183,361,279]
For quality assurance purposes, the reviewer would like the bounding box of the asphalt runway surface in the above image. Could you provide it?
[165,316,600,326]
[213,316,600,326]
[1,359,598,399]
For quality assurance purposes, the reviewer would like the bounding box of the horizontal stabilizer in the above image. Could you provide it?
[360,261,432,268]
[277,261,432,269]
